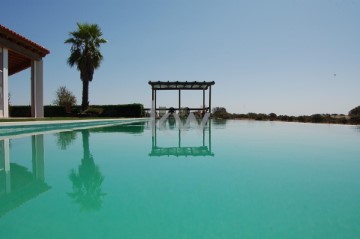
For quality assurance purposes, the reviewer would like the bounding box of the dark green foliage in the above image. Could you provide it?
[255,113,268,121]
[310,114,325,123]
[269,113,277,120]
[278,115,289,121]
[297,116,307,122]
[212,107,230,119]
[350,116,360,124]
[44,106,67,117]
[10,104,144,118]
[247,113,258,119]
[82,107,104,116]
[349,106,360,116]
[74,104,144,117]
[94,104,144,117]
[9,106,31,117]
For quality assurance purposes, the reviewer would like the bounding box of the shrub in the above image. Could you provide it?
[212,107,230,119]
[349,106,360,116]
[311,114,325,123]
[53,86,77,113]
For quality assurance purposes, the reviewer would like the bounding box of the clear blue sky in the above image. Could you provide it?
[1,0,359,115]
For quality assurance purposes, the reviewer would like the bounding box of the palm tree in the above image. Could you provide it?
[65,23,107,111]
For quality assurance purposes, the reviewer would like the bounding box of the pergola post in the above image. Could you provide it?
[178,89,181,112]
[154,89,157,113]
[203,89,205,113]
[151,88,154,110]
[31,60,44,118]
[209,85,212,114]
[0,47,9,118]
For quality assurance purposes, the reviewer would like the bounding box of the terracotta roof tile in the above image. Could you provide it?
[0,24,50,57]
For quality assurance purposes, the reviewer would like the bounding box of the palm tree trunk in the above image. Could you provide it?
[82,80,89,111]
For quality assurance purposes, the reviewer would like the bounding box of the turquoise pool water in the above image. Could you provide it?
[0,119,360,238]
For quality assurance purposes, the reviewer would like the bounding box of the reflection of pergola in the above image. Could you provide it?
[149,122,214,157]
[0,24,50,118]
[149,81,215,114]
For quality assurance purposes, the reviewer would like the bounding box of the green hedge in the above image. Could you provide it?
[45,106,67,117]
[10,104,144,118]
[92,104,144,117]
[9,106,31,117]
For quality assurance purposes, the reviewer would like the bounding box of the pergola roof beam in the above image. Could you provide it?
[149,81,215,90]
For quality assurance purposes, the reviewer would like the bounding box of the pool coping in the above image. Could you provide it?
[0,118,147,127]
[0,118,149,139]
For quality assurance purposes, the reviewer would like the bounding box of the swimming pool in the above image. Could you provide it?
[0,119,359,238]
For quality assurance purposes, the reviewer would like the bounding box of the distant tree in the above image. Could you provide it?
[65,23,107,111]
[212,107,230,119]
[349,106,360,116]
[311,114,324,123]
[53,86,77,112]
[269,113,277,120]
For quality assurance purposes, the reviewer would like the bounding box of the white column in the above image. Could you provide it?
[31,60,44,118]
[0,139,11,193]
[32,134,45,181]
[0,48,9,118]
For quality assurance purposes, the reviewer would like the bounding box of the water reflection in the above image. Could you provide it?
[55,131,78,150]
[150,119,214,157]
[88,122,145,134]
[0,135,50,217]
[212,119,227,128]
[55,122,146,150]
[68,130,105,211]
[355,126,360,133]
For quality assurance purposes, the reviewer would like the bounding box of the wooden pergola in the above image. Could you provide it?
[148,81,215,114]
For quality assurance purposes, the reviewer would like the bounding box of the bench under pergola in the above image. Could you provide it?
[148,81,215,114]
